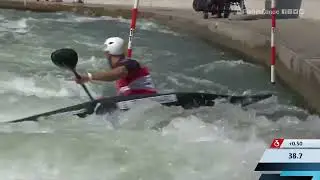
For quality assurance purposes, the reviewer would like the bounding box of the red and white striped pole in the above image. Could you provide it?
[271,0,276,84]
[127,0,139,58]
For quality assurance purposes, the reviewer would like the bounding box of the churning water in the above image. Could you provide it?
[0,8,319,180]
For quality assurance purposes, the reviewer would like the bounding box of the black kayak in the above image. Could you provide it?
[7,49,273,123]
[8,92,272,123]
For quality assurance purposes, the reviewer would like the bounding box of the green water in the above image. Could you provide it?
[0,9,318,180]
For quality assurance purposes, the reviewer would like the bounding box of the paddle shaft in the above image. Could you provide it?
[71,69,94,101]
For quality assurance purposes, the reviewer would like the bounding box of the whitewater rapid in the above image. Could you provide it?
[0,8,319,180]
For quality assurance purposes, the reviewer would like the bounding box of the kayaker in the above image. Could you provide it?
[74,36,158,96]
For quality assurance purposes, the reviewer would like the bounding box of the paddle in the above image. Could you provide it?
[51,48,94,101]
[51,48,96,117]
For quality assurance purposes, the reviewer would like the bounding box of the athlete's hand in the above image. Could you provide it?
[74,75,90,84]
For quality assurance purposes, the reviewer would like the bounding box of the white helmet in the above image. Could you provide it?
[103,37,125,55]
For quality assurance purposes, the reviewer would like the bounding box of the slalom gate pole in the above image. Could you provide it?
[270,0,276,84]
[127,0,140,58]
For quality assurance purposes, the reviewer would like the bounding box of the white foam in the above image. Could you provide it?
[0,73,98,99]
[32,13,180,36]
[189,60,258,73]
[0,76,69,98]
[169,72,231,93]
[0,18,32,34]
[0,8,318,180]
[0,95,319,180]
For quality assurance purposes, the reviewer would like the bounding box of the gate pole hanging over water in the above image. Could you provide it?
[270,0,276,84]
[127,0,139,58]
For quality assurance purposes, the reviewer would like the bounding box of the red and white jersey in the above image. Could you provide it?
[115,59,157,96]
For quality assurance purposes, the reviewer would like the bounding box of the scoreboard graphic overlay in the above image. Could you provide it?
[255,138,320,180]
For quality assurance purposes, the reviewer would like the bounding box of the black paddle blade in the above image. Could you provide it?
[51,48,78,69]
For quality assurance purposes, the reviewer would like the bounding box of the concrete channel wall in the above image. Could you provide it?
[1,0,320,114]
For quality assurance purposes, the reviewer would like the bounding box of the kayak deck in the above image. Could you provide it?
[8,92,273,123]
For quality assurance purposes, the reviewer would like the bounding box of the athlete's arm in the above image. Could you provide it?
[75,60,139,84]
[91,66,128,81]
